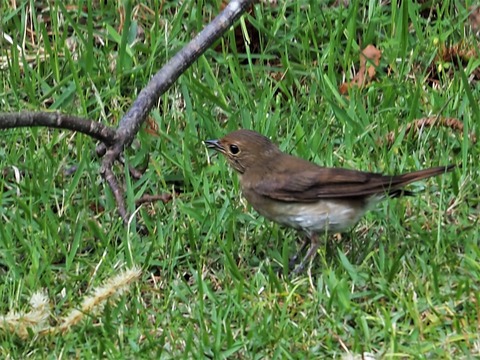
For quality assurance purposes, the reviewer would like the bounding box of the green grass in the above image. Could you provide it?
[1,0,479,358]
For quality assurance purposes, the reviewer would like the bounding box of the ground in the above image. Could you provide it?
[0,1,479,358]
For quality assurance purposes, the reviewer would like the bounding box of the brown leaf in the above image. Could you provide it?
[429,41,480,83]
[144,116,159,137]
[339,45,382,94]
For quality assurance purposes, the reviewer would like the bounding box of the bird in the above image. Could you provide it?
[205,129,455,274]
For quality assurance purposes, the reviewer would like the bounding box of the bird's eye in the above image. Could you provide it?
[229,144,240,155]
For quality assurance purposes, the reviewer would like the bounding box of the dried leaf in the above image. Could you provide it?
[144,116,159,137]
[339,45,382,94]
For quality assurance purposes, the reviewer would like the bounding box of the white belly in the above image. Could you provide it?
[269,201,366,232]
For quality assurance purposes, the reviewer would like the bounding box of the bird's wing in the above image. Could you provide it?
[250,167,400,202]
[244,151,452,203]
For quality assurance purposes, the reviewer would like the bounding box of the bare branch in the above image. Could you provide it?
[102,162,128,221]
[2,1,256,223]
[101,0,255,221]
[135,193,172,206]
[115,0,255,148]
[0,111,117,145]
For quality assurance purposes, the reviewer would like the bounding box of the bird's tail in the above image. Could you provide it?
[396,164,455,183]
[388,164,455,197]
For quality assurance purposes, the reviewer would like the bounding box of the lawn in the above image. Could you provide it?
[0,0,479,358]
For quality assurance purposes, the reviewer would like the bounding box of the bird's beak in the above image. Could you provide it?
[204,139,224,152]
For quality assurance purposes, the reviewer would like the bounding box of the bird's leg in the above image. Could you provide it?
[288,235,310,270]
[292,233,320,275]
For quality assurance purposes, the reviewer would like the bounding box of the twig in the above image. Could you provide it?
[100,0,255,221]
[383,117,476,145]
[135,193,173,206]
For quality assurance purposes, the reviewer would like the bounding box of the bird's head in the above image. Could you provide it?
[205,129,280,174]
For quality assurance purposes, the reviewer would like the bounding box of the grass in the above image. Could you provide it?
[1,0,479,358]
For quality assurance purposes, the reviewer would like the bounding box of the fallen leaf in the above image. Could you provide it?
[144,116,159,137]
[339,45,382,94]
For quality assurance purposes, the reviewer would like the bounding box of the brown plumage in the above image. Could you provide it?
[205,129,455,274]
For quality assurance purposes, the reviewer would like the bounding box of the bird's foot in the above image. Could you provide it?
[289,234,320,276]
[291,262,306,275]
[288,253,300,270]
[288,237,310,271]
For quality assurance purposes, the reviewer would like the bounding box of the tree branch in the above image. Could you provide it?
[101,0,255,221]
[1,0,256,223]
[115,0,255,148]
[0,111,117,145]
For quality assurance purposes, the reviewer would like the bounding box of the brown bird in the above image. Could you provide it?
[205,129,455,274]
